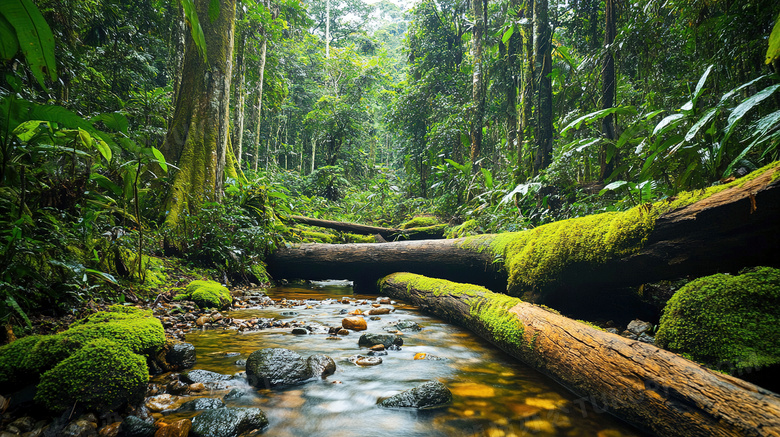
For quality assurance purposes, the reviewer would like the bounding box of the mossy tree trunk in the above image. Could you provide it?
[162,0,236,227]
[232,8,247,166]
[379,273,780,437]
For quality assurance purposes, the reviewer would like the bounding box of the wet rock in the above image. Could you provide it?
[280,311,298,316]
[378,381,452,409]
[117,416,155,437]
[145,394,184,412]
[369,316,381,321]
[620,330,639,340]
[367,350,388,357]
[606,328,620,334]
[62,419,97,437]
[291,327,308,335]
[195,316,208,327]
[190,407,268,437]
[307,354,337,378]
[153,419,191,437]
[337,329,350,336]
[413,353,445,361]
[377,297,391,304]
[638,333,655,344]
[627,319,653,336]
[98,422,121,437]
[181,369,234,384]
[348,355,383,366]
[223,352,240,357]
[188,382,206,393]
[358,333,403,349]
[176,398,225,412]
[342,317,367,331]
[165,380,189,396]
[367,307,391,315]
[223,389,245,401]
[370,345,385,351]
[234,359,247,366]
[325,336,342,341]
[386,320,422,332]
[9,417,34,433]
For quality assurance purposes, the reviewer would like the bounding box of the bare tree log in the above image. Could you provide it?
[287,215,445,240]
[379,272,780,437]
[268,164,780,299]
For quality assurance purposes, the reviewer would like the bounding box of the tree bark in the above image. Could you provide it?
[379,273,780,437]
[267,165,780,298]
[517,5,534,181]
[287,215,446,240]
[469,0,488,171]
[253,35,268,172]
[162,0,236,227]
[232,13,247,167]
[599,0,616,180]
[533,0,552,174]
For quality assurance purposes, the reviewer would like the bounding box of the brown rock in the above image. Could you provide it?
[371,303,381,308]
[98,423,121,437]
[337,329,350,336]
[342,317,367,331]
[368,307,391,315]
[154,419,191,437]
[370,345,385,351]
[348,309,363,315]
[195,316,208,327]
[188,382,206,393]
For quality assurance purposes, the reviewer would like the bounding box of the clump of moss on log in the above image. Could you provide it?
[461,161,780,299]
[399,216,441,229]
[445,219,480,238]
[173,279,231,309]
[655,267,780,374]
[379,273,524,346]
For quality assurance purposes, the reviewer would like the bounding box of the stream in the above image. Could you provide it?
[159,281,645,437]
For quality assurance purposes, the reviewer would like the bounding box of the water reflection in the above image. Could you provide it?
[177,283,644,437]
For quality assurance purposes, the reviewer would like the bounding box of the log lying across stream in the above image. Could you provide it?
[380,272,780,437]
[269,163,780,300]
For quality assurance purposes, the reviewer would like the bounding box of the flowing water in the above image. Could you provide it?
[165,281,645,437]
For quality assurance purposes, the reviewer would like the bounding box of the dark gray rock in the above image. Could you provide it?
[166,342,196,369]
[181,369,234,384]
[291,327,308,335]
[62,419,97,437]
[190,407,268,437]
[117,416,155,437]
[627,319,653,336]
[176,397,225,412]
[234,359,247,366]
[307,354,336,378]
[378,381,452,410]
[358,333,403,348]
[389,320,423,332]
[638,333,656,344]
[223,388,245,401]
[246,348,336,388]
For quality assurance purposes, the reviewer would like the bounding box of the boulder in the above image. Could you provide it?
[190,407,268,437]
[307,354,336,378]
[626,319,653,336]
[173,280,231,310]
[181,369,233,384]
[348,355,382,366]
[175,397,225,412]
[341,317,367,331]
[378,381,452,409]
[153,419,191,437]
[358,333,403,349]
[165,342,196,369]
[245,348,336,388]
[117,416,155,437]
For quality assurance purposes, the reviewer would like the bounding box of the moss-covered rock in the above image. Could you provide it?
[35,338,148,412]
[0,334,43,387]
[461,161,780,299]
[655,267,780,374]
[25,305,165,373]
[173,280,231,309]
[399,216,440,229]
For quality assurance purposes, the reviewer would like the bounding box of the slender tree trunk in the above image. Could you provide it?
[252,35,268,172]
[469,0,488,172]
[600,0,617,181]
[162,0,236,227]
[166,2,186,139]
[518,6,534,181]
[533,0,552,174]
[232,17,247,167]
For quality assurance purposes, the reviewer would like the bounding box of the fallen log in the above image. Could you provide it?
[268,162,780,300]
[379,272,780,437]
[287,215,446,240]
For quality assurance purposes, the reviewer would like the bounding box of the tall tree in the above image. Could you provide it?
[518,3,534,180]
[469,0,488,171]
[532,0,552,174]
[162,0,237,227]
[232,6,248,166]
[599,0,616,180]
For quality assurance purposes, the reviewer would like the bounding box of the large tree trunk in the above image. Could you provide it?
[232,14,247,167]
[469,0,488,171]
[599,0,616,180]
[267,164,780,298]
[253,35,268,173]
[533,0,552,174]
[379,272,780,437]
[162,0,236,227]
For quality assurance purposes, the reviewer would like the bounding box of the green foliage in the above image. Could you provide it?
[173,279,231,310]
[399,215,440,229]
[656,267,780,374]
[34,338,148,412]
[0,0,56,88]
[0,334,42,385]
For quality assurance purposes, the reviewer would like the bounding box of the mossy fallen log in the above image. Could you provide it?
[379,272,780,437]
[287,215,446,240]
[268,162,780,299]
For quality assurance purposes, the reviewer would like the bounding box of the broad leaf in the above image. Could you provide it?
[766,13,780,65]
[722,84,780,145]
[501,26,514,44]
[150,146,168,173]
[560,106,636,135]
[692,64,714,106]
[599,180,629,195]
[0,14,19,60]
[684,107,718,142]
[94,139,112,163]
[500,182,541,205]
[480,167,493,190]
[0,0,56,88]
[179,0,208,62]
[91,112,129,134]
[724,110,780,177]
[652,113,685,136]
[719,75,768,105]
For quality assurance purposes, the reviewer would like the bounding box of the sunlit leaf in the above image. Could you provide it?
[501,26,514,44]
[150,146,167,173]
[652,113,685,136]
[692,64,714,105]
[599,180,629,195]
[766,13,780,65]
[500,182,540,205]
[179,0,207,62]
[560,106,636,135]
[722,84,780,145]
[684,108,718,142]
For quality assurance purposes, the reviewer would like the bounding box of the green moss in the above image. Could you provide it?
[300,230,336,243]
[461,162,780,299]
[381,273,525,346]
[249,263,270,283]
[445,220,480,239]
[655,267,780,374]
[173,279,231,309]
[35,338,148,412]
[25,306,165,373]
[0,335,43,386]
[399,216,441,229]
[343,233,376,243]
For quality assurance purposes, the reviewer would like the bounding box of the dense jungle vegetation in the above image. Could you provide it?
[1,0,779,335]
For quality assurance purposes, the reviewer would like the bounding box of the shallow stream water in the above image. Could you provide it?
[168,281,644,437]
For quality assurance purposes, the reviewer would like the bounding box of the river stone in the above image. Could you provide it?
[62,419,96,437]
[627,319,653,335]
[223,388,245,401]
[154,419,191,437]
[117,416,155,437]
[358,333,403,348]
[307,354,337,378]
[176,397,225,412]
[378,381,452,409]
[190,407,268,437]
[395,320,423,332]
[367,307,391,315]
[181,369,234,384]
[245,348,312,388]
[291,327,308,335]
[349,355,382,366]
[166,342,196,369]
[342,317,367,331]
